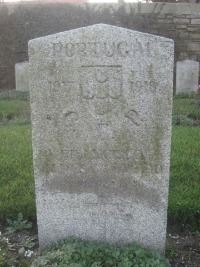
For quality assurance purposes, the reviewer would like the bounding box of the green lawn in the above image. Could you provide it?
[0,92,200,226]
[169,126,200,223]
[0,100,29,121]
[173,92,200,121]
[0,124,35,223]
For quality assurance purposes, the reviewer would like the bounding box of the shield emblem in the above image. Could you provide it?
[81,66,122,115]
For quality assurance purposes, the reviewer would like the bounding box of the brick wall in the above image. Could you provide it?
[0,2,200,90]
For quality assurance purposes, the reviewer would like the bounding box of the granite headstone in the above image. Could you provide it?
[15,61,29,91]
[29,24,174,251]
[176,60,199,94]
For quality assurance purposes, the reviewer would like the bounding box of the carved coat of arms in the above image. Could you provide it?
[81,66,122,115]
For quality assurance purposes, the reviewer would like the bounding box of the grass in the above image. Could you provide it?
[0,91,30,125]
[0,124,35,223]
[0,91,200,225]
[173,91,200,121]
[0,91,200,266]
[0,100,29,121]
[169,126,200,224]
[0,91,29,101]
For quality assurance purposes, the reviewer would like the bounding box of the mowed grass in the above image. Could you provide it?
[0,91,200,226]
[169,126,200,223]
[0,100,29,120]
[0,124,35,223]
[0,92,34,223]
[173,92,200,120]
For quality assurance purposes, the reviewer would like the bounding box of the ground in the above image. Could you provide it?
[167,223,200,267]
[0,223,200,266]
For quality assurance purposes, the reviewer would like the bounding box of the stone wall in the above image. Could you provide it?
[0,2,200,90]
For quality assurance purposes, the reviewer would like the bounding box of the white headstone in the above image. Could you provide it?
[176,60,199,94]
[15,61,29,92]
[29,24,174,252]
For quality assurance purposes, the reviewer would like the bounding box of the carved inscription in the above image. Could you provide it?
[48,80,66,92]
[130,68,157,93]
[63,111,79,127]
[53,41,152,58]
[61,111,79,141]
[62,149,142,161]
[80,66,122,115]
[131,80,156,93]
[125,110,140,126]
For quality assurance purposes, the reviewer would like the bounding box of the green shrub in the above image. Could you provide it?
[6,212,32,234]
[31,237,170,267]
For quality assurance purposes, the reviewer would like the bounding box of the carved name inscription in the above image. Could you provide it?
[53,41,152,58]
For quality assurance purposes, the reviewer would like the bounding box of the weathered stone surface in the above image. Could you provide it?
[178,31,189,39]
[175,45,187,52]
[157,19,173,24]
[177,52,188,61]
[29,24,174,252]
[189,33,200,40]
[191,19,200,25]
[176,60,199,94]
[187,26,199,32]
[15,62,29,91]
[187,42,200,52]
[173,18,190,24]
[176,25,187,29]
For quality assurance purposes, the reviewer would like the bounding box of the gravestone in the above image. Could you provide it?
[176,60,199,94]
[29,24,174,252]
[15,61,29,91]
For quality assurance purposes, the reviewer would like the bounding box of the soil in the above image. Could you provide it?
[0,223,200,266]
[167,223,200,267]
